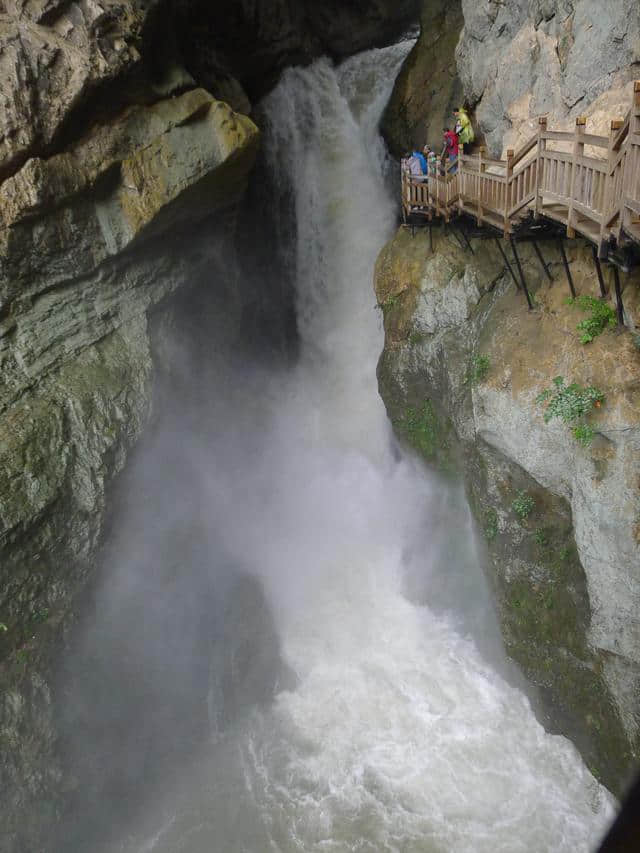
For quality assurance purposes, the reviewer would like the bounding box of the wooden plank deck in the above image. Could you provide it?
[401,81,640,256]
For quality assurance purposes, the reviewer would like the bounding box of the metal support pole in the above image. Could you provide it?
[532,240,552,282]
[458,225,475,254]
[612,266,625,326]
[511,238,534,310]
[558,238,576,298]
[591,245,607,297]
[452,227,466,253]
[495,237,520,290]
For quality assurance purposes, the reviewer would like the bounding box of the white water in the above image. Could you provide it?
[119,43,615,852]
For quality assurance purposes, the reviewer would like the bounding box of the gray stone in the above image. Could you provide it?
[382,0,464,157]
[455,0,640,155]
[374,226,640,792]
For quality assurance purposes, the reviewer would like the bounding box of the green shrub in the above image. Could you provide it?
[397,402,439,459]
[568,295,616,344]
[536,376,604,446]
[534,527,549,547]
[468,354,490,385]
[31,608,49,624]
[512,491,535,520]
[483,507,498,541]
[572,423,596,447]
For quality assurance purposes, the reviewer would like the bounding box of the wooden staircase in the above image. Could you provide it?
[401,81,640,258]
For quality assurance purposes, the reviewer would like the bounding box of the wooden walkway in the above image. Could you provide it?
[402,82,640,258]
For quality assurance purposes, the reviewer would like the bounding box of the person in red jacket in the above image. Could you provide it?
[441,127,459,173]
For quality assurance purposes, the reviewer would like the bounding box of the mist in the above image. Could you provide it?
[52,42,615,853]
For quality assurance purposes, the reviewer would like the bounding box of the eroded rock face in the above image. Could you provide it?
[456,0,640,155]
[0,89,259,408]
[165,0,420,102]
[0,1,423,846]
[0,0,419,181]
[382,0,464,156]
[0,0,149,179]
[375,226,640,792]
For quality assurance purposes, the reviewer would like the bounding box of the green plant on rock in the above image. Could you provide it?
[535,376,604,446]
[397,402,439,459]
[380,293,400,311]
[468,354,490,385]
[512,491,535,520]
[534,527,549,547]
[572,423,597,447]
[0,622,7,632]
[483,507,498,541]
[31,608,49,624]
[568,295,616,344]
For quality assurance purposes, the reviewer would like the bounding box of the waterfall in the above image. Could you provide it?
[111,43,615,853]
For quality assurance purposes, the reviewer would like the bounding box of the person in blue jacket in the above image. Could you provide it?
[413,149,428,175]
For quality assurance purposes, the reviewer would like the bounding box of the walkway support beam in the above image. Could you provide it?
[591,245,608,297]
[532,240,552,282]
[510,238,534,310]
[558,239,576,298]
[495,237,520,290]
[613,266,625,325]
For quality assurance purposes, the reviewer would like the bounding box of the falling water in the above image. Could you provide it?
[106,42,615,853]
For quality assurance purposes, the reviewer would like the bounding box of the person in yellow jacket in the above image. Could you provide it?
[454,108,474,151]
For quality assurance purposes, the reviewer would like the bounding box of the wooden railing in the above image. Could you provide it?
[401,81,640,255]
[401,157,459,223]
[621,83,640,244]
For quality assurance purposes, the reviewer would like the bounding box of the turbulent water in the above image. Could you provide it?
[101,43,615,853]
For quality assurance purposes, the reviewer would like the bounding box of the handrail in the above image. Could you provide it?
[510,135,538,168]
[400,81,640,253]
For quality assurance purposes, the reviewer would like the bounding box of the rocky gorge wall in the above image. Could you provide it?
[377,0,640,794]
[0,1,419,848]
[375,229,640,793]
[383,0,640,156]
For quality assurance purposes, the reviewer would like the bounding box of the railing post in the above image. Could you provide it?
[625,81,640,236]
[567,116,586,239]
[477,146,485,226]
[534,117,547,219]
[600,118,624,255]
[505,148,514,236]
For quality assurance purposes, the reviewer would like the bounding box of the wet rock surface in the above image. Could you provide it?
[0,2,421,847]
[374,225,640,793]
[382,0,464,156]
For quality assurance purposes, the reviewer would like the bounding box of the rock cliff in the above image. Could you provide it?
[457,0,640,155]
[384,0,640,156]
[375,226,640,793]
[0,88,260,848]
[376,0,640,795]
[382,0,464,156]
[0,1,419,848]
